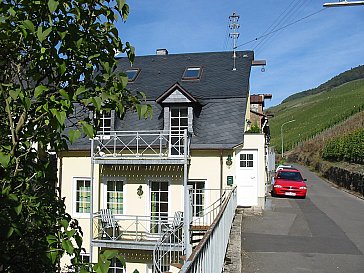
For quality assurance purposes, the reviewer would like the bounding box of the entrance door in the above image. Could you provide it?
[236,150,258,206]
[150,181,169,233]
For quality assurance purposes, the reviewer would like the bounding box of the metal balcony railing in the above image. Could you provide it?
[153,212,184,273]
[91,130,190,161]
[91,214,184,250]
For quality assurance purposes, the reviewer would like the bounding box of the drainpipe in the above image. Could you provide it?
[90,140,94,263]
[58,156,63,196]
[220,150,223,202]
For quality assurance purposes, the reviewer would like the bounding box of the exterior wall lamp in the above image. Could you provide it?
[226,155,233,167]
[137,185,143,198]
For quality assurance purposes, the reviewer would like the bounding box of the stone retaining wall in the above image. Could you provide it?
[288,153,364,197]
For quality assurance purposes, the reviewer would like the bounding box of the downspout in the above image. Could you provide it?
[58,155,63,196]
[90,140,94,263]
[220,150,223,203]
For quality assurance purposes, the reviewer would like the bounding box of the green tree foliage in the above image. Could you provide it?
[322,128,364,164]
[245,122,261,133]
[0,0,150,272]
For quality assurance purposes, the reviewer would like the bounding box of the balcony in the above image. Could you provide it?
[91,130,190,165]
[91,214,184,251]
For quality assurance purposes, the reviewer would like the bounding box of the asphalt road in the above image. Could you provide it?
[241,164,364,273]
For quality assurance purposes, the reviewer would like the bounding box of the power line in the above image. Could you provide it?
[253,0,305,50]
[235,7,326,49]
[254,0,312,53]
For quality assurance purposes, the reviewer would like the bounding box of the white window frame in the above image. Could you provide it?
[108,257,125,273]
[169,106,188,157]
[239,153,255,168]
[80,253,90,264]
[73,177,91,218]
[102,177,126,218]
[97,110,115,136]
[188,180,206,218]
[149,180,170,233]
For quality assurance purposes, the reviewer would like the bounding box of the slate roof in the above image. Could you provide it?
[116,51,254,100]
[68,50,254,150]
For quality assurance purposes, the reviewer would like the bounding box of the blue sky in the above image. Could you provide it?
[118,1,364,108]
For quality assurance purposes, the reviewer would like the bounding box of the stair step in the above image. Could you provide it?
[190,225,209,231]
[191,232,205,236]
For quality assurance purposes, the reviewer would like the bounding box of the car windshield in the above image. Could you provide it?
[277,171,303,181]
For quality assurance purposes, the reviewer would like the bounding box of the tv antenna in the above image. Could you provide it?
[229,12,240,71]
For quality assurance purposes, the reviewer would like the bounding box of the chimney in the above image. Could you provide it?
[156,49,168,55]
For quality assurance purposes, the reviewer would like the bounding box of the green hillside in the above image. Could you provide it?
[268,78,364,154]
[283,65,364,103]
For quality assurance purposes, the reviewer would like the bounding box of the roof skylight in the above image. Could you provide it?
[182,67,202,80]
[126,68,140,82]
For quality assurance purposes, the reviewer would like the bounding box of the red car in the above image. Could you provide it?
[272,169,307,198]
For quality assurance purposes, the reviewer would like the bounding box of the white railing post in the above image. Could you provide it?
[113,132,117,155]
[184,129,192,258]
[159,131,163,157]
[136,132,139,157]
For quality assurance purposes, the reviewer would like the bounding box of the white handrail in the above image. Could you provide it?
[180,186,237,273]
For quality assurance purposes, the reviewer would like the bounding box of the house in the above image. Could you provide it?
[249,94,272,128]
[58,50,268,272]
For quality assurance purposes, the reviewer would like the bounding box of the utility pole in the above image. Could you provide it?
[229,12,240,71]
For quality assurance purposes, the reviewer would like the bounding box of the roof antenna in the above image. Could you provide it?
[229,12,240,71]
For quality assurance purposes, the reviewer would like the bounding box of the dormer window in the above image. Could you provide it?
[170,107,189,155]
[126,68,140,82]
[97,110,114,135]
[182,67,202,80]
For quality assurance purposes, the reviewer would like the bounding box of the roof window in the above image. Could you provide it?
[182,67,202,80]
[126,68,140,82]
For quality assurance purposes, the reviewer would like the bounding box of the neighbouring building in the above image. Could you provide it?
[58,50,269,273]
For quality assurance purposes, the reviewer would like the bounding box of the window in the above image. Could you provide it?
[277,171,303,181]
[75,179,91,214]
[98,111,112,134]
[106,181,123,214]
[240,153,254,168]
[170,107,188,155]
[80,253,90,264]
[150,181,169,233]
[108,257,125,273]
[126,68,140,82]
[188,181,205,217]
[182,67,202,80]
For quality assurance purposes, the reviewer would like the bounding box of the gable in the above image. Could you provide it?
[162,89,192,103]
[156,82,198,104]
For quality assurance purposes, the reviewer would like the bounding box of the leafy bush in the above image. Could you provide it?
[246,122,261,133]
[322,128,364,163]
